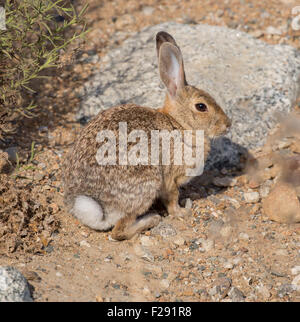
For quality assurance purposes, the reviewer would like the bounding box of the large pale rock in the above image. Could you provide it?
[0,266,33,302]
[78,22,300,168]
[262,182,300,223]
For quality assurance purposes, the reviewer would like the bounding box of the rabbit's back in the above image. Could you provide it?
[63,104,180,214]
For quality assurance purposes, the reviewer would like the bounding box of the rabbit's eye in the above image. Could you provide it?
[195,103,207,112]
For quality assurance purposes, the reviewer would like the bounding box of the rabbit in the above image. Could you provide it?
[63,31,231,240]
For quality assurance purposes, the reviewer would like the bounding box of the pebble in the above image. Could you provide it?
[262,182,300,223]
[265,26,283,35]
[34,172,45,181]
[212,176,237,187]
[275,139,291,150]
[96,295,104,302]
[277,284,295,298]
[197,238,214,252]
[259,184,270,198]
[228,287,246,302]
[5,147,18,163]
[56,272,62,277]
[223,262,234,270]
[79,240,91,248]
[160,279,170,289]
[291,266,300,275]
[256,284,271,299]
[232,257,242,265]
[22,270,41,282]
[291,275,300,292]
[243,191,260,203]
[185,198,193,209]
[142,287,151,296]
[251,30,264,38]
[209,277,232,300]
[172,236,185,246]
[37,162,46,170]
[222,196,240,209]
[239,232,250,241]
[134,245,154,262]
[140,235,157,247]
[220,225,233,238]
[142,6,155,16]
[152,222,177,238]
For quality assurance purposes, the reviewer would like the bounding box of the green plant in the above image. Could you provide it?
[0,0,88,137]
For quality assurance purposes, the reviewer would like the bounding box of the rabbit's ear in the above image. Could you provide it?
[156,31,179,58]
[159,43,187,98]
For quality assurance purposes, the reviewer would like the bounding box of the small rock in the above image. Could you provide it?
[140,235,156,247]
[220,225,233,238]
[143,264,163,275]
[172,236,185,246]
[277,284,295,298]
[79,240,91,248]
[160,279,170,289]
[262,182,300,223]
[232,257,242,265]
[80,231,89,238]
[56,272,62,277]
[96,295,104,302]
[155,292,161,298]
[228,287,245,302]
[0,267,33,302]
[209,277,232,300]
[142,6,155,16]
[120,252,132,262]
[222,196,240,209]
[198,238,214,252]
[151,222,177,238]
[115,14,135,29]
[34,172,45,181]
[239,232,250,241]
[185,198,193,209]
[256,284,271,299]
[223,262,234,270]
[22,270,41,282]
[275,139,291,150]
[274,248,289,256]
[271,270,285,278]
[134,245,154,262]
[5,147,18,163]
[291,274,300,292]
[251,30,264,38]
[259,184,270,198]
[244,191,260,203]
[142,287,151,296]
[37,162,46,170]
[291,266,300,275]
[265,26,283,35]
[212,176,237,187]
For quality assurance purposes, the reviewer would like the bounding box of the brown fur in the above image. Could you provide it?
[63,32,231,240]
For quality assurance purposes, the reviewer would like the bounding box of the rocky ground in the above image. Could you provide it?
[0,0,300,302]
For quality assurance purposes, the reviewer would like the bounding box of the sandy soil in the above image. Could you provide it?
[0,0,299,302]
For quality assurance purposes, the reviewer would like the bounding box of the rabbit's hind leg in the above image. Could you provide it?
[111,212,161,241]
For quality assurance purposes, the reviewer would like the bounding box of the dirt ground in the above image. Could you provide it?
[0,0,300,302]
